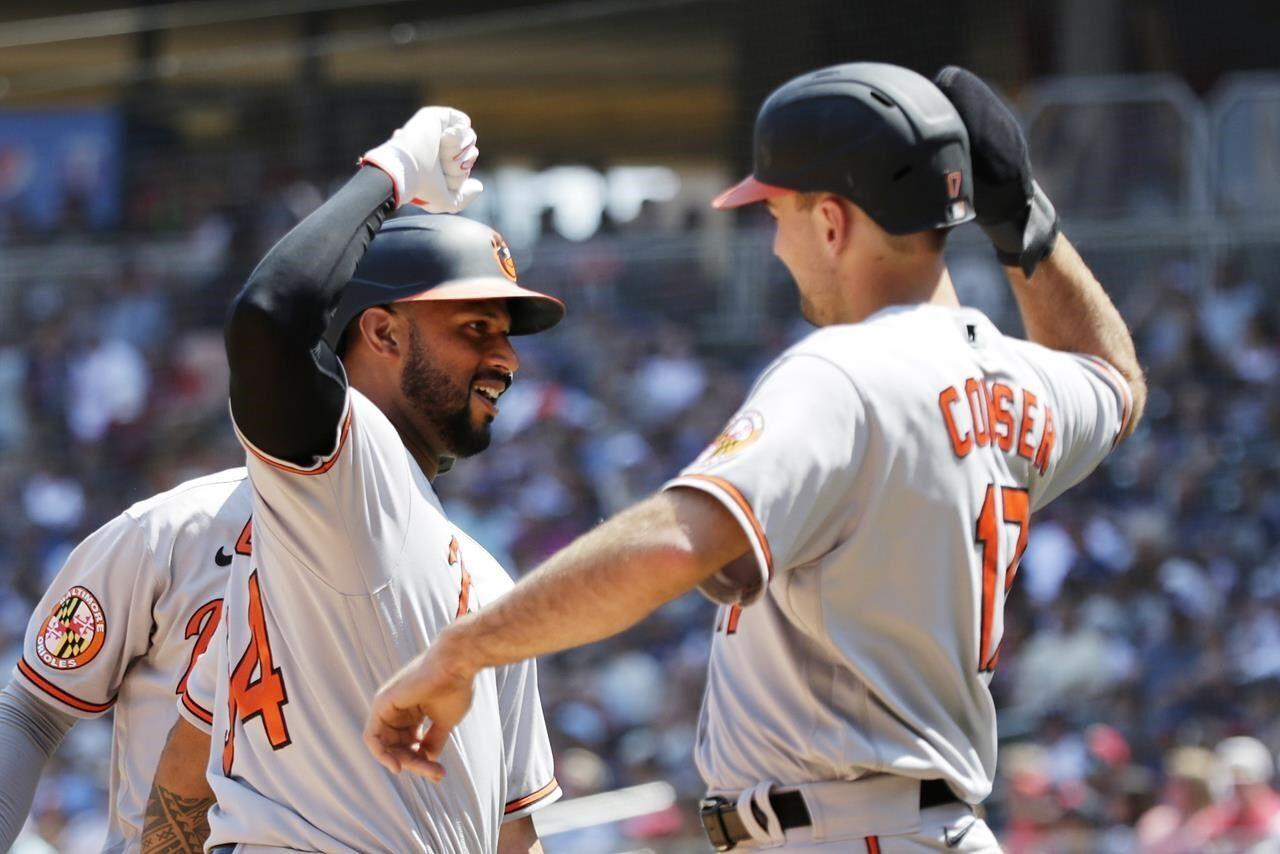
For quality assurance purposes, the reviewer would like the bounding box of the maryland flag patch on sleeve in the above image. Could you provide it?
[37,586,107,669]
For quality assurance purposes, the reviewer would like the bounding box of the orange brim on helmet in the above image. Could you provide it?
[394,277,565,335]
[711,176,796,209]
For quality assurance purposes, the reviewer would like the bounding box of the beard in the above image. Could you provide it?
[399,325,495,459]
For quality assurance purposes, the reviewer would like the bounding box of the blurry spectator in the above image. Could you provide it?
[1200,259,1263,360]
[629,323,706,425]
[65,334,149,443]
[98,259,171,353]
[1185,737,1280,850]
[1013,600,1126,712]
[1136,746,1215,853]
[21,468,85,534]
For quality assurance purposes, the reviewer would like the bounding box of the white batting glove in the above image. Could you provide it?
[360,107,483,212]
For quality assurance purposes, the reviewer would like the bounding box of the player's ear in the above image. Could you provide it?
[356,306,404,359]
[813,196,851,257]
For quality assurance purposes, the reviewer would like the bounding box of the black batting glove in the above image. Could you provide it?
[934,65,1059,277]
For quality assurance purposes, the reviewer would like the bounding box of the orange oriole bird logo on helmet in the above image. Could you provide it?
[491,233,518,282]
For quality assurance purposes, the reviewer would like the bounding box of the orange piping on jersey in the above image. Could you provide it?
[243,408,353,476]
[725,604,743,634]
[865,836,881,854]
[1079,355,1134,444]
[181,688,214,725]
[938,386,972,458]
[681,474,773,580]
[504,779,560,814]
[16,658,114,714]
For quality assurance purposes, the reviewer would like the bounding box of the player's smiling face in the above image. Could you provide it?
[396,298,518,460]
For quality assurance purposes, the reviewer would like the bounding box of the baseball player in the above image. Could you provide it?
[0,468,251,852]
[364,64,1146,852]
[142,107,562,854]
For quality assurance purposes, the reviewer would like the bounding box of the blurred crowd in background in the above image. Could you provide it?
[1,158,1279,853]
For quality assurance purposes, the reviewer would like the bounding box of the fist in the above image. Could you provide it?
[934,66,1058,276]
[933,67,1031,230]
[361,106,483,213]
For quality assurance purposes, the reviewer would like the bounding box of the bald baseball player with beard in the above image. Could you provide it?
[142,107,563,853]
[365,64,1146,851]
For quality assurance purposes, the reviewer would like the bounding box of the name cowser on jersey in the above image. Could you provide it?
[14,469,252,854]
[178,390,559,853]
[662,304,1131,804]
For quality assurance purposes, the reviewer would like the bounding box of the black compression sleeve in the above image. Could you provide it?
[226,166,395,464]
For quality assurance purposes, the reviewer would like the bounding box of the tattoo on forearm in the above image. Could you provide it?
[141,784,213,854]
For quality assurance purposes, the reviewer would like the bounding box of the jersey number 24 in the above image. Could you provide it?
[973,484,1029,673]
[222,570,292,775]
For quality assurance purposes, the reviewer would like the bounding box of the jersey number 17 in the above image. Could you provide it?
[973,484,1029,673]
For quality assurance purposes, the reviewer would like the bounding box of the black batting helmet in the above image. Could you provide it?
[324,213,564,351]
[713,62,975,235]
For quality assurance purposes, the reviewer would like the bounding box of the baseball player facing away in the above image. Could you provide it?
[0,469,250,852]
[364,64,1146,852]
[141,108,563,853]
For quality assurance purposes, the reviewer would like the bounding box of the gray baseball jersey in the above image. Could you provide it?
[664,304,1132,803]
[12,468,251,853]
[178,388,559,853]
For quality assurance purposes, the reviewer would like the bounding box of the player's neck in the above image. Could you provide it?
[389,415,443,481]
[347,371,443,480]
[834,254,958,324]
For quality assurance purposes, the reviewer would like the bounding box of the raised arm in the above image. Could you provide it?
[935,66,1146,439]
[225,166,395,463]
[226,107,481,464]
[1004,235,1146,438]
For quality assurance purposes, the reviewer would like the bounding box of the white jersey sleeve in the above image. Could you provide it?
[176,613,223,735]
[1026,350,1134,511]
[232,389,412,596]
[495,658,561,822]
[664,354,867,605]
[13,513,162,718]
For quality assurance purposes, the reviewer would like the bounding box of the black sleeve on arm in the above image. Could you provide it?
[226,165,395,465]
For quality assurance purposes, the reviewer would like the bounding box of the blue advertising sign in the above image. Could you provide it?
[0,107,122,231]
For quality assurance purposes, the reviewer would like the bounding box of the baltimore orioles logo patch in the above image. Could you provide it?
[695,410,764,465]
[491,232,518,282]
[37,586,106,669]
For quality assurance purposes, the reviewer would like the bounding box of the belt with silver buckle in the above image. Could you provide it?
[698,790,811,851]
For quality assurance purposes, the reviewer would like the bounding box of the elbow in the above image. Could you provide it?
[225,264,314,369]
[227,258,290,338]
[153,718,213,797]
[1119,362,1147,442]
[655,489,755,588]
[225,288,279,375]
